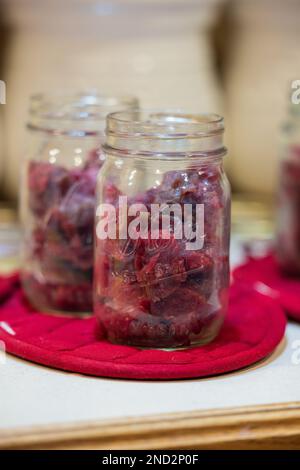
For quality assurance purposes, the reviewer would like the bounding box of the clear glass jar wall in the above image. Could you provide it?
[20,92,138,314]
[94,110,231,348]
[276,103,300,274]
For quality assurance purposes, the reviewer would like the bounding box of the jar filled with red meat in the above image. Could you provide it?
[276,100,300,275]
[94,110,231,348]
[21,92,138,315]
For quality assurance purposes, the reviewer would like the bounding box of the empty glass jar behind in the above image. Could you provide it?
[94,110,231,348]
[20,92,138,315]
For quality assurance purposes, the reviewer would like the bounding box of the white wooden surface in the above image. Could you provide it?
[0,234,299,430]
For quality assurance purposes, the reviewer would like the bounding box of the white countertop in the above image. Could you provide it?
[0,234,299,430]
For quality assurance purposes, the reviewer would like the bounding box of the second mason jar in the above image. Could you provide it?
[276,100,300,275]
[20,92,138,315]
[94,110,231,348]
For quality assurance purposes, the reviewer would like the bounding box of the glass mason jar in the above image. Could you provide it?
[276,101,300,274]
[20,92,138,315]
[94,110,231,348]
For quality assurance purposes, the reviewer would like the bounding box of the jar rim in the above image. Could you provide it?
[29,91,139,121]
[106,109,224,138]
[105,109,225,157]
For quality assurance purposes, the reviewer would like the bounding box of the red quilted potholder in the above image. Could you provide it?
[0,273,286,380]
[233,254,300,323]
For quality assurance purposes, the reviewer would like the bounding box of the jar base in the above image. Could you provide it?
[21,273,93,318]
[25,295,92,318]
[102,315,224,350]
[33,306,92,319]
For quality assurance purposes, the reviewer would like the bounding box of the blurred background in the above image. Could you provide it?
[0,0,299,246]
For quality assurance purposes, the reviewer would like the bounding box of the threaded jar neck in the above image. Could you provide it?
[104,110,226,160]
[27,91,139,137]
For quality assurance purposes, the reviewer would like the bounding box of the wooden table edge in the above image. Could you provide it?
[1,401,300,450]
